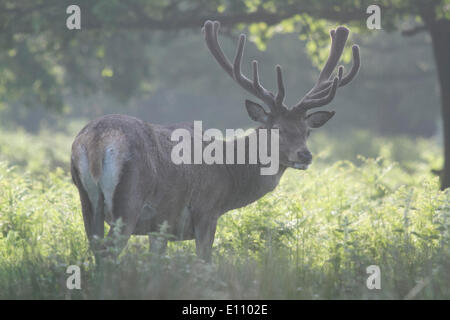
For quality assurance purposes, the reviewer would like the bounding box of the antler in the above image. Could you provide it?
[203,20,286,114]
[203,21,360,117]
[291,27,360,114]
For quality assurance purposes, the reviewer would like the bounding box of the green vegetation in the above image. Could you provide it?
[2,1,450,190]
[0,0,449,300]
[0,127,448,299]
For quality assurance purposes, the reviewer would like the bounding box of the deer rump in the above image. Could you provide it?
[71,114,211,241]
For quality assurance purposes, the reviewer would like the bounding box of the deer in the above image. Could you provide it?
[70,20,360,262]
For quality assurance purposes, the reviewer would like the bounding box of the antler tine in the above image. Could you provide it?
[203,20,233,78]
[232,32,282,113]
[339,45,360,86]
[275,65,285,106]
[308,65,343,99]
[252,60,269,99]
[307,45,360,100]
[203,20,286,114]
[300,77,339,110]
[317,27,349,84]
[338,65,344,81]
[232,34,254,91]
[292,26,360,113]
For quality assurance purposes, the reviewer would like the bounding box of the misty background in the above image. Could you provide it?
[0,29,440,138]
[1,1,450,300]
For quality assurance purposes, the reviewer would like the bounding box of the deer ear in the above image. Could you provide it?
[306,111,335,128]
[245,100,270,123]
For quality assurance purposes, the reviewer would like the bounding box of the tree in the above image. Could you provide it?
[1,0,449,189]
[279,0,450,190]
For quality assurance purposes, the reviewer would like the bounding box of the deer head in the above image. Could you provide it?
[203,20,360,170]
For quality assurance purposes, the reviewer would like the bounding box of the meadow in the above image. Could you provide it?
[0,126,448,299]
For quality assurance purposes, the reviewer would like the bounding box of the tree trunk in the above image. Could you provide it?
[428,20,450,190]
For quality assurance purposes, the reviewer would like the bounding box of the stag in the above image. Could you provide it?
[71,20,360,261]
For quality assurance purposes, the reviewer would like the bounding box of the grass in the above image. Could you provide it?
[0,126,449,299]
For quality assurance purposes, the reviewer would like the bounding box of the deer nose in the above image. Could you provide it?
[298,150,312,164]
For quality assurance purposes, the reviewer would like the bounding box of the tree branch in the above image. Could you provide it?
[83,5,367,31]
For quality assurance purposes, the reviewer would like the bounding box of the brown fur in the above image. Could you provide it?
[71,22,359,262]
[71,114,287,261]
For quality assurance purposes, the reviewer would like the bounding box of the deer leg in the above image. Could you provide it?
[89,190,105,264]
[102,198,142,259]
[72,165,105,255]
[101,162,146,259]
[105,197,144,258]
[194,216,218,262]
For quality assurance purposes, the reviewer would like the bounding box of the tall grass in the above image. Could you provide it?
[0,127,448,299]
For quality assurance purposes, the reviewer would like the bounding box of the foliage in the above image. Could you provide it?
[0,128,448,299]
[0,28,440,138]
[0,128,73,174]
[0,1,449,298]
[0,1,443,140]
[1,0,447,109]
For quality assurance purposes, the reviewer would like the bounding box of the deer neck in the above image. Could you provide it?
[222,127,287,210]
